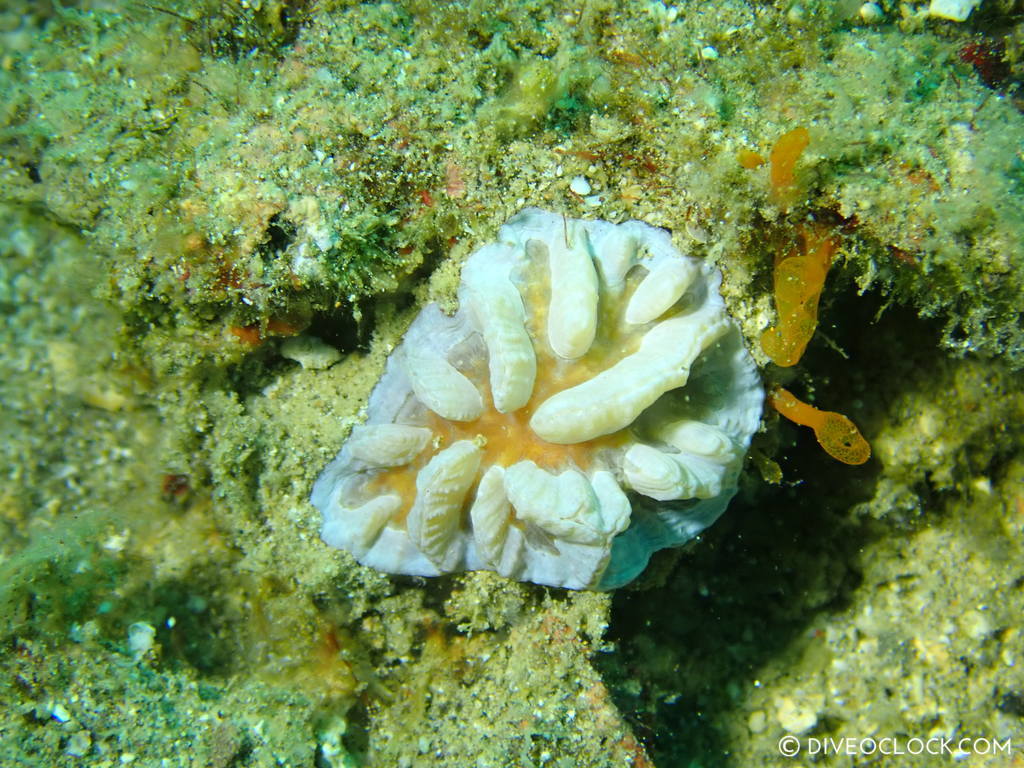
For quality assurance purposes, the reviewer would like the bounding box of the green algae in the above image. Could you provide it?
[1,0,1024,766]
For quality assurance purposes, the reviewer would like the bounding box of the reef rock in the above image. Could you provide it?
[311,209,763,589]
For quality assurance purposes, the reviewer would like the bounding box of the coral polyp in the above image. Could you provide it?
[312,209,763,589]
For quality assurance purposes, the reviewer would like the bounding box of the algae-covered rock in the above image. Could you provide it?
[1,0,1023,766]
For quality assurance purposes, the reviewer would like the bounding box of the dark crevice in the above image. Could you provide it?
[260,212,296,256]
[306,300,370,355]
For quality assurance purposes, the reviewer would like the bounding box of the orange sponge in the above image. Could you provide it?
[770,387,870,465]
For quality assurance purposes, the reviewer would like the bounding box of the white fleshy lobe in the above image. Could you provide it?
[658,420,737,462]
[469,465,511,565]
[625,257,698,325]
[590,470,632,537]
[469,465,523,576]
[462,248,537,413]
[529,307,729,444]
[406,440,482,568]
[404,345,483,421]
[321,494,399,556]
[494,525,526,578]
[545,219,599,359]
[674,454,728,499]
[311,208,764,590]
[622,444,685,501]
[504,461,606,545]
[623,444,729,501]
[347,424,432,467]
[588,226,637,289]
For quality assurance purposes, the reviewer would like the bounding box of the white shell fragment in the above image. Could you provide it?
[280,334,343,370]
[859,2,884,23]
[311,209,763,589]
[928,0,981,21]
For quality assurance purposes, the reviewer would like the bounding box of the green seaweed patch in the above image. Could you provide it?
[323,212,405,294]
[479,58,562,136]
[909,70,942,102]
[546,92,593,136]
[1006,155,1024,196]
[715,88,736,123]
[0,511,127,642]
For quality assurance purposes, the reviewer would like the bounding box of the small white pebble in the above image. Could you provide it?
[775,695,821,734]
[961,609,992,640]
[66,730,92,757]
[280,335,342,370]
[700,45,719,61]
[127,622,156,660]
[748,710,767,733]
[51,702,71,723]
[101,531,129,553]
[569,175,592,196]
[859,2,884,22]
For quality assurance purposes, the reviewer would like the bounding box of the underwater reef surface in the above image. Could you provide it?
[0,0,1022,766]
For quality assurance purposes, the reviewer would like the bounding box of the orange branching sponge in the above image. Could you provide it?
[769,126,810,211]
[770,387,870,465]
[760,227,836,367]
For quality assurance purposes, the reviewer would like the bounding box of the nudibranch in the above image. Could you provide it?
[311,209,763,589]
